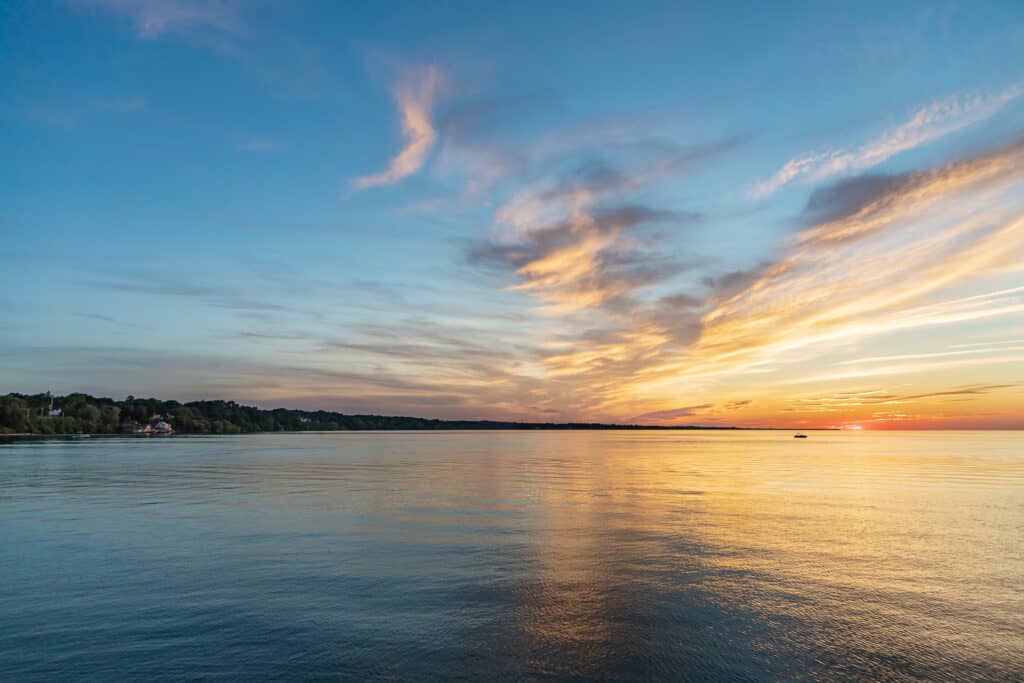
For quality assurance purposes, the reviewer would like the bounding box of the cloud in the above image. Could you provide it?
[793,383,1021,409]
[84,275,303,315]
[68,0,242,39]
[836,342,1024,366]
[509,137,1024,423]
[724,399,752,409]
[695,138,1024,377]
[469,203,691,313]
[801,173,909,226]
[949,338,1024,349]
[702,266,769,301]
[440,90,552,138]
[786,353,1024,384]
[794,142,1024,246]
[629,404,713,422]
[446,131,743,419]
[66,1,330,94]
[468,137,734,316]
[751,84,1022,197]
[353,65,443,190]
[2,309,560,420]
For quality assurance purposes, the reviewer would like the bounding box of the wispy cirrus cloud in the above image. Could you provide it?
[629,403,712,423]
[353,65,444,190]
[785,353,1024,385]
[835,341,1024,366]
[65,1,330,94]
[793,383,1022,409]
[68,0,242,39]
[751,84,1022,198]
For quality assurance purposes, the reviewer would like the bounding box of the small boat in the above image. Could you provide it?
[71,433,91,440]
[793,433,808,439]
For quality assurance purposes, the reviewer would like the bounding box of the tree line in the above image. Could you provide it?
[0,391,738,435]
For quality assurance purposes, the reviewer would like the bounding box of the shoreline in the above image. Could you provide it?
[3,427,842,439]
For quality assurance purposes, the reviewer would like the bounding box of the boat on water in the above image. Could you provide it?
[793,433,808,439]
[71,433,91,440]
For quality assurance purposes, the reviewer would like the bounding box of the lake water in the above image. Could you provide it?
[1,431,1021,681]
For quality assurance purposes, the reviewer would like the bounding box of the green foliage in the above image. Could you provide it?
[0,396,29,433]
[0,391,735,435]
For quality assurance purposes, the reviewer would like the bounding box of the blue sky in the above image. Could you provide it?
[3,1,1024,427]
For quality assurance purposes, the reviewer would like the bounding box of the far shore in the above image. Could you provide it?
[1,427,843,439]
[2,392,851,436]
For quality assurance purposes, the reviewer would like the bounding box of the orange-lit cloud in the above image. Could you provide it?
[354,65,442,189]
[470,140,732,319]
[489,137,1024,425]
[134,106,1022,428]
[698,141,1024,366]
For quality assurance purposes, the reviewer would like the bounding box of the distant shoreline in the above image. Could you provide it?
[3,391,752,435]
[1,427,844,440]
[3,391,850,436]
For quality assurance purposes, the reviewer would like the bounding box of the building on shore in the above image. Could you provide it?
[119,417,174,435]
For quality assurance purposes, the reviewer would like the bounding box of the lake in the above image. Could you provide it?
[1,431,1021,681]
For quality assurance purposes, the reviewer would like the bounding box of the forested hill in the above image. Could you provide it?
[0,392,739,435]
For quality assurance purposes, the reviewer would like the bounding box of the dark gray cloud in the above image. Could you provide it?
[645,294,705,346]
[86,277,297,314]
[799,135,1024,243]
[724,399,752,409]
[322,340,513,364]
[702,264,772,300]
[572,159,629,192]
[541,159,632,200]
[629,403,714,422]
[657,293,704,310]
[540,135,747,202]
[236,331,308,342]
[802,172,912,225]
[467,202,702,332]
[468,204,694,272]
[645,134,749,173]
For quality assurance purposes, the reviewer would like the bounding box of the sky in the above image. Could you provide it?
[2,0,1023,429]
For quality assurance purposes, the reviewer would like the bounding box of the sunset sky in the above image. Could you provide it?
[3,1,1023,428]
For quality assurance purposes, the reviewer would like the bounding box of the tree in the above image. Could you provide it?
[0,396,29,433]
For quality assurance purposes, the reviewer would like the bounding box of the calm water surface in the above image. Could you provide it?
[1,431,1022,681]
